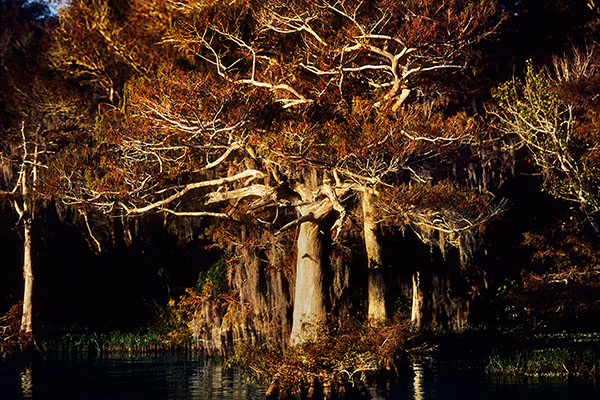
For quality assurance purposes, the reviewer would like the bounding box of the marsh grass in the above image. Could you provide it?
[485,333,600,378]
[407,327,600,379]
[39,326,192,354]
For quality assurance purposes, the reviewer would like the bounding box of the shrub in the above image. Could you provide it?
[229,317,411,398]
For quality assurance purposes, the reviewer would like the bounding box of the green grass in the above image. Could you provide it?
[39,326,191,354]
[485,343,600,378]
[409,327,600,379]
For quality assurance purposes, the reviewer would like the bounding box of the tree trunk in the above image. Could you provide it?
[411,271,423,329]
[362,189,387,322]
[290,219,326,346]
[368,269,387,323]
[20,217,33,334]
[577,191,600,241]
[14,123,36,336]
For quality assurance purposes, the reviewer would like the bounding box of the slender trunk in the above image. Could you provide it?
[578,193,600,241]
[21,217,33,334]
[362,189,387,322]
[16,122,35,336]
[290,220,326,346]
[411,271,423,329]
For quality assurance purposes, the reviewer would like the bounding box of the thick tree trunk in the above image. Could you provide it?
[20,217,33,334]
[362,189,387,322]
[368,269,387,322]
[411,271,423,329]
[290,219,326,346]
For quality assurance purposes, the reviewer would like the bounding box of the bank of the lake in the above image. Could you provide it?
[5,316,600,400]
[411,329,600,379]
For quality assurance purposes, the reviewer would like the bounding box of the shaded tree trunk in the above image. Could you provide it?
[368,269,387,322]
[361,189,387,322]
[290,219,326,346]
[577,190,600,241]
[411,271,423,328]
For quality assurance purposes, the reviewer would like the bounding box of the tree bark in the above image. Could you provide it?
[362,189,387,323]
[289,219,326,346]
[18,124,35,335]
[577,191,600,241]
[20,217,33,334]
[411,271,423,329]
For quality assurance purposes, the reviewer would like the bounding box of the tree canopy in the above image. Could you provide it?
[2,0,600,355]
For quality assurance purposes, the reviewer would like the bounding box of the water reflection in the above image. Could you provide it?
[19,364,33,399]
[172,358,256,400]
[411,359,436,400]
[1,355,600,400]
[1,356,267,400]
[376,359,600,400]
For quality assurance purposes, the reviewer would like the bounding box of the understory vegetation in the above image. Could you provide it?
[39,328,171,354]
[0,303,34,360]
[229,319,410,399]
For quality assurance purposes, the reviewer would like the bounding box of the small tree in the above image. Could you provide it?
[1,0,89,338]
[0,0,51,337]
[491,44,600,239]
[1,123,40,334]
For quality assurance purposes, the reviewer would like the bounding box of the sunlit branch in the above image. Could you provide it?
[206,184,271,204]
[237,78,313,108]
[406,198,507,237]
[402,130,468,144]
[321,182,347,240]
[80,209,102,253]
[121,169,265,214]
[260,9,327,46]
[162,209,229,218]
[202,142,242,170]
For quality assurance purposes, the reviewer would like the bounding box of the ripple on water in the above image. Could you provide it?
[1,356,599,400]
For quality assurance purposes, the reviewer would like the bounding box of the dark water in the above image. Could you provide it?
[379,360,600,400]
[1,356,599,400]
[0,356,265,400]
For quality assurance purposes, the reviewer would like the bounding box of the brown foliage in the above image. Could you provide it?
[231,318,411,394]
[0,303,34,359]
[50,0,171,103]
[502,224,600,331]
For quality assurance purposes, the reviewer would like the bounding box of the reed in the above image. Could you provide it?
[486,343,600,377]
[39,326,193,354]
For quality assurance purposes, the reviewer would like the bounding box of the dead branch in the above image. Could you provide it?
[121,169,265,214]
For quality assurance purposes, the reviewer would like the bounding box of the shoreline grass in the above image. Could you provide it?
[483,333,600,378]
[38,327,195,355]
[8,320,600,383]
[406,327,600,379]
[485,347,600,378]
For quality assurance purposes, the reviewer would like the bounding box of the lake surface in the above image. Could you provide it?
[1,355,599,400]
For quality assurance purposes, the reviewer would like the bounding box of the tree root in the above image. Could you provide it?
[266,373,372,400]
